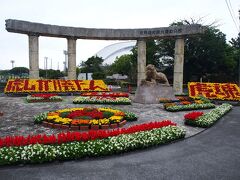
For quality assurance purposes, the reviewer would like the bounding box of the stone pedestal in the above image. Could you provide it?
[29,35,39,79]
[137,40,146,86]
[67,38,77,80]
[133,84,176,104]
[174,38,184,94]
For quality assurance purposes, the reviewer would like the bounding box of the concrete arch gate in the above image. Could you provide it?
[5,19,205,94]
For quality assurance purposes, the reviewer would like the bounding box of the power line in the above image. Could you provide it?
[228,0,238,21]
[225,0,239,32]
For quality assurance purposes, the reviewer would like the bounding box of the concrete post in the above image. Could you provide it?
[28,35,39,79]
[137,40,146,86]
[173,38,185,94]
[67,38,77,79]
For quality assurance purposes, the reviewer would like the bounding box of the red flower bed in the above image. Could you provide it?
[184,111,204,121]
[31,93,58,99]
[0,120,176,147]
[67,109,104,119]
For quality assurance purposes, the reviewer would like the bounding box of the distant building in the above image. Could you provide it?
[106,74,128,80]
[95,41,136,64]
[78,73,93,80]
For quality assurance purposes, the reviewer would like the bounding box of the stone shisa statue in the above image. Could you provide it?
[141,64,170,86]
[133,64,175,104]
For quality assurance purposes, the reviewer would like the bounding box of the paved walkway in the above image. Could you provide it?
[0,96,205,137]
[0,98,239,179]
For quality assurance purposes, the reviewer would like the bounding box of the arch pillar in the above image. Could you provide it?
[67,38,77,80]
[28,34,39,79]
[137,39,146,86]
[173,37,185,94]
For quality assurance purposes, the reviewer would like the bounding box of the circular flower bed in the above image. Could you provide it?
[35,107,137,130]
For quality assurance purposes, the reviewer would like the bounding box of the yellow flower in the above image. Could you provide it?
[109,116,123,122]
[89,119,99,125]
[99,118,110,125]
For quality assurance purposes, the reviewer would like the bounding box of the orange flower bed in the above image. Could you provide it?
[4,79,109,93]
[188,82,240,101]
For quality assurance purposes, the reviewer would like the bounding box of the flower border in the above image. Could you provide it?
[26,94,63,103]
[80,92,129,97]
[184,103,232,127]
[0,120,176,148]
[73,96,131,105]
[0,122,185,165]
[164,103,215,112]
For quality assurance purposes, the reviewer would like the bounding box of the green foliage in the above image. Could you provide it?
[39,69,64,79]
[102,111,115,118]
[76,67,81,77]
[196,95,211,103]
[156,19,237,82]
[0,70,10,76]
[110,54,137,83]
[80,56,104,73]
[92,72,106,79]
[9,67,29,75]
[229,33,240,82]
[59,111,71,118]
[111,54,132,74]
[124,111,138,121]
[73,116,92,120]
[34,112,48,124]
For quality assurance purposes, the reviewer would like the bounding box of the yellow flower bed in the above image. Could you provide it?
[188,82,240,101]
[4,79,109,93]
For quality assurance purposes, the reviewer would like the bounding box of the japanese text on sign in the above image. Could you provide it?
[4,79,109,93]
[188,82,240,101]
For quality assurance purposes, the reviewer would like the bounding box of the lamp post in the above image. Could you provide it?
[63,50,68,73]
[44,57,48,78]
[10,60,14,69]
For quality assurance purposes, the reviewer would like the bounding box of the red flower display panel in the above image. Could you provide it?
[4,79,109,93]
[188,82,240,101]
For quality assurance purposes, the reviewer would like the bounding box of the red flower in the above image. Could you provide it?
[81,92,129,97]
[184,111,204,121]
[180,101,192,105]
[0,120,176,147]
[67,109,103,119]
[31,93,58,99]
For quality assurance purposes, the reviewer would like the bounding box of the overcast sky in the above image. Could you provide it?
[0,0,239,70]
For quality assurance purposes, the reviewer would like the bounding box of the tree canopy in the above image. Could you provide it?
[106,19,239,84]
[155,20,237,82]
[39,69,64,79]
[80,56,104,73]
[9,67,29,75]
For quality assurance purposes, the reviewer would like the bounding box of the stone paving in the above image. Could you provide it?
[0,95,208,138]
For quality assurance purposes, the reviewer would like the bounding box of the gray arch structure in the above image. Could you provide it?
[5,19,205,93]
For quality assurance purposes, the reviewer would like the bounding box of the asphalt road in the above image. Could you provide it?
[0,106,239,180]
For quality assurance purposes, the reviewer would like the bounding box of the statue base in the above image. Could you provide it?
[133,84,176,104]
